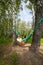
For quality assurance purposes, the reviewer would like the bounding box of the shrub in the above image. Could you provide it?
[0,37,12,45]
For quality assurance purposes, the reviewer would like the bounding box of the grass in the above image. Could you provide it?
[40,38,43,43]
[0,37,12,45]
[0,52,18,65]
[12,52,19,65]
[40,38,43,45]
[27,37,32,43]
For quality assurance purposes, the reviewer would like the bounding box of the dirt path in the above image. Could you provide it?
[12,44,30,55]
[12,44,43,55]
[11,44,43,65]
[2,43,43,65]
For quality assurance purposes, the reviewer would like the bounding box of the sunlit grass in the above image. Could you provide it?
[40,38,43,45]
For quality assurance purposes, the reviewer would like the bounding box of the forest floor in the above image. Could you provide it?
[0,43,43,65]
[12,43,43,65]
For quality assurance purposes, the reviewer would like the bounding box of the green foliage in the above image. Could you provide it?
[0,37,12,45]
[0,0,21,39]
[27,37,32,43]
[16,20,32,39]
[12,52,18,65]
[27,38,43,44]
[24,0,36,5]
[40,38,43,46]
[0,52,18,65]
[26,4,32,10]
[0,0,12,19]
[40,38,43,43]
[29,0,36,5]
[15,0,21,13]
[0,59,5,65]
[0,0,12,9]
[0,0,13,37]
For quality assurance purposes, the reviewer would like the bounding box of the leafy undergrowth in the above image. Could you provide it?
[0,37,12,45]
[27,37,32,43]
[40,38,43,45]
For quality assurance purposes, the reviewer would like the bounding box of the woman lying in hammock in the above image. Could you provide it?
[17,34,25,46]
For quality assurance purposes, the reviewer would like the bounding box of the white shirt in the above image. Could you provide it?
[17,38,23,42]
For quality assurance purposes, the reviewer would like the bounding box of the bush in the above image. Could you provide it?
[27,37,32,43]
[40,38,43,45]
[0,37,12,45]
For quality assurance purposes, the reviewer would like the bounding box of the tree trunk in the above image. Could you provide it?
[32,4,35,30]
[12,0,17,45]
[30,0,43,53]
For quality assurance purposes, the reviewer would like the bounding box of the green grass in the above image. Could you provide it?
[0,59,6,65]
[40,38,43,43]
[0,37,12,45]
[12,52,18,65]
[40,38,43,45]
[27,37,32,43]
[0,52,18,65]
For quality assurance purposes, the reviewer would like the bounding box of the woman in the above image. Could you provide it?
[17,34,25,46]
